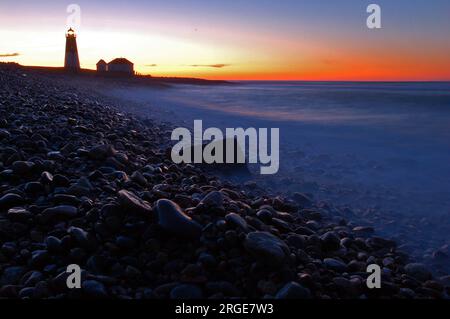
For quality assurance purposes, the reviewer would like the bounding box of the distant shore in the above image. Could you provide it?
[1,62,232,86]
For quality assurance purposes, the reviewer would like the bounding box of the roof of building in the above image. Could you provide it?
[108,58,133,65]
[96,59,107,65]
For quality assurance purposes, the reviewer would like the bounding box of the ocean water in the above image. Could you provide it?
[110,81,450,272]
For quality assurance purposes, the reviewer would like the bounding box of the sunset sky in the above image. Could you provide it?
[1,0,450,80]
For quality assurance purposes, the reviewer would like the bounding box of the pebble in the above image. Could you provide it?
[244,231,290,267]
[225,213,248,231]
[156,199,202,239]
[405,263,432,281]
[41,205,78,222]
[324,258,347,273]
[0,193,25,209]
[170,284,203,299]
[82,280,108,298]
[0,266,27,285]
[200,191,223,208]
[275,282,311,299]
[7,207,32,222]
[118,189,152,215]
[11,161,35,174]
[320,231,341,251]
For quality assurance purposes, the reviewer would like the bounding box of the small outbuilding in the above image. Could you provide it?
[107,58,134,75]
[96,59,107,72]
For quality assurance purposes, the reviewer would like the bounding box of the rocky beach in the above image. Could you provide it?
[0,63,448,299]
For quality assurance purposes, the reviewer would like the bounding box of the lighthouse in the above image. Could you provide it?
[64,28,80,72]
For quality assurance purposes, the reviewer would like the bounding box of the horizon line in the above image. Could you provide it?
[5,63,450,83]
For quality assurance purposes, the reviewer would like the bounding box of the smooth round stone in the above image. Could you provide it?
[7,207,32,222]
[198,253,217,268]
[19,287,35,298]
[0,193,25,210]
[320,231,341,251]
[118,189,152,215]
[131,171,148,186]
[115,236,136,249]
[0,129,11,139]
[45,236,62,253]
[324,258,348,273]
[225,213,248,231]
[170,284,203,299]
[200,191,223,208]
[47,151,64,160]
[23,271,44,287]
[30,250,49,267]
[41,205,78,223]
[88,144,116,160]
[275,282,311,299]
[244,231,290,267]
[24,181,44,194]
[68,226,89,247]
[156,199,202,239]
[82,280,108,298]
[405,263,432,281]
[256,209,273,222]
[286,234,305,249]
[52,174,70,187]
[11,161,35,174]
[0,266,27,285]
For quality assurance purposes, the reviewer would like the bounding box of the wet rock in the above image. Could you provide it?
[0,193,25,210]
[41,205,78,223]
[225,213,248,231]
[276,282,311,299]
[200,191,223,208]
[324,258,347,273]
[0,266,27,285]
[68,226,90,248]
[24,181,45,194]
[118,189,152,215]
[30,250,49,268]
[11,161,35,174]
[320,231,341,251]
[286,234,305,249]
[155,199,202,239]
[82,280,108,298]
[7,207,32,222]
[88,144,116,160]
[170,284,203,299]
[244,231,290,267]
[45,236,62,253]
[0,129,11,140]
[256,209,273,222]
[131,171,148,186]
[405,263,431,282]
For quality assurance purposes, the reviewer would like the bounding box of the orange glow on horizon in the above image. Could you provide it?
[1,21,450,81]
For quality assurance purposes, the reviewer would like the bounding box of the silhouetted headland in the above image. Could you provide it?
[1,62,232,86]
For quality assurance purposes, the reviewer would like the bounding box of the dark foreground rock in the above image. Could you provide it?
[0,64,447,299]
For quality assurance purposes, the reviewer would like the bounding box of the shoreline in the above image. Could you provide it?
[0,64,448,299]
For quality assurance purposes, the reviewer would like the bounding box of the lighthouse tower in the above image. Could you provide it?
[64,28,80,72]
